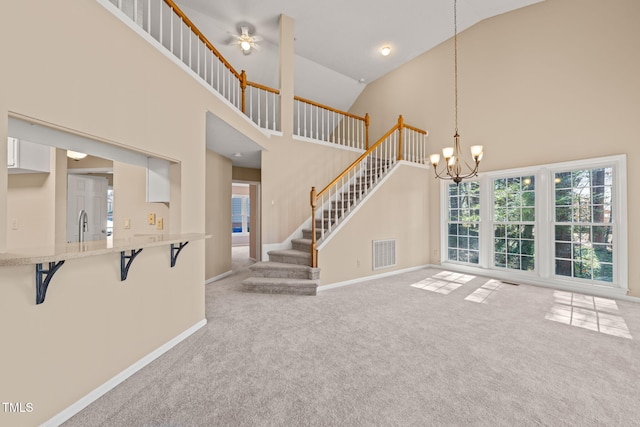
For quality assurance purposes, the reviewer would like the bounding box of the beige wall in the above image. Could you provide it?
[112,161,170,238]
[54,149,68,245]
[350,0,640,295]
[6,147,64,249]
[206,150,232,279]
[7,172,55,249]
[261,139,361,244]
[232,166,261,182]
[318,164,430,284]
[0,0,258,423]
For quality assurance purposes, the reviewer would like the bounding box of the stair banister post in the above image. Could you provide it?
[310,186,318,268]
[365,113,370,150]
[240,70,247,113]
[397,115,404,161]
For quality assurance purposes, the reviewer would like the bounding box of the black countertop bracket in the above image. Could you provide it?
[170,242,189,268]
[35,260,66,305]
[120,249,143,281]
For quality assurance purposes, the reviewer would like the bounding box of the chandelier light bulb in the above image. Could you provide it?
[442,147,454,159]
[470,145,483,158]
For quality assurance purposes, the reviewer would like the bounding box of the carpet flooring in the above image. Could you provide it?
[63,255,640,426]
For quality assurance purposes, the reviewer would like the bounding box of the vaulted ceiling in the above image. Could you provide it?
[177,0,544,112]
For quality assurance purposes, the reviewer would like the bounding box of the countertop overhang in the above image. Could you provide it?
[0,233,208,266]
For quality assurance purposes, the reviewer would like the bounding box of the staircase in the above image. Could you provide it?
[242,159,390,296]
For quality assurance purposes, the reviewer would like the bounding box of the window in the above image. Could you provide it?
[446,181,480,264]
[232,195,250,234]
[553,167,613,282]
[440,155,627,294]
[493,175,535,272]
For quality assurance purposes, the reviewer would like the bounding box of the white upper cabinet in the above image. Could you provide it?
[146,157,171,203]
[7,137,51,174]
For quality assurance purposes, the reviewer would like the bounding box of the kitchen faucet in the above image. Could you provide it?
[78,209,88,243]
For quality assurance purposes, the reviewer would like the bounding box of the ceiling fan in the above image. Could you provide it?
[229,25,262,55]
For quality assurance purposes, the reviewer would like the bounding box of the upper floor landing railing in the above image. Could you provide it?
[107,0,280,131]
[105,0,378,150]
[294,97,369,150]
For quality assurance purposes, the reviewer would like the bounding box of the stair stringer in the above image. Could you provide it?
[316,161,402,251]
[262,158,384,261]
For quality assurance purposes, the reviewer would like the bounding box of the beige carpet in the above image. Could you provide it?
[64,266,640,426]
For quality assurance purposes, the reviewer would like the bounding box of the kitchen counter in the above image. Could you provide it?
[0,233,207,266]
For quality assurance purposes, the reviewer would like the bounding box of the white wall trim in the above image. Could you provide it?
[318,264,431,291]
[40,319,207,427]
[205,270,233,284]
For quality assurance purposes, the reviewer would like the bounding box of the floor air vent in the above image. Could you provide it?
[373,239,396,270]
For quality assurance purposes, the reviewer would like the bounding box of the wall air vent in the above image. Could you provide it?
[373,239,397,270]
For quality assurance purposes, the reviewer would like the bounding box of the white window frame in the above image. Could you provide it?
[443,180,482,266]
[439,154,628,298]
[232,194,250,236]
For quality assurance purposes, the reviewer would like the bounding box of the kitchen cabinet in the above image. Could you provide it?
[7,137,50,174]
[146,157,170,203]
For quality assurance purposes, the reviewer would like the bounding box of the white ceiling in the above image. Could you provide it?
[182,0,544,168]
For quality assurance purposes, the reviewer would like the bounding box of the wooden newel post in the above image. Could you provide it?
[397,115,404,161]
[364,113,370,150]
[310,187,318,268]
[240,70,248,113]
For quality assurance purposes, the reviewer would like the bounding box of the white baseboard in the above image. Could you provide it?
[318,264,431,291]
[40,319,207,427]
[205,270,233,284]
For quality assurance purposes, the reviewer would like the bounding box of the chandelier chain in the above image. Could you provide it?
[454,0,458,134]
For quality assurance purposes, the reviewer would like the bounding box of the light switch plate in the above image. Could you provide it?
[148,213,156,225]
[156,217,163,230]
[124,218,131,229]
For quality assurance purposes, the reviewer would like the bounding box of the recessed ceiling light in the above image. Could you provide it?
[380,46,391,56]
[233,152,242,157]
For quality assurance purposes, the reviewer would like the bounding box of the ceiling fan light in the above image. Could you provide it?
[240,40,252,52]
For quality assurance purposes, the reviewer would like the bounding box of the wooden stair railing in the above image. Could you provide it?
[309,116,428,268]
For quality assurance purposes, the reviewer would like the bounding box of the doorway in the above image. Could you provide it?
[66,174,109,243]
[232,181,260,267]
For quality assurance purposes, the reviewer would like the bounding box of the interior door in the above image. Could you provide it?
[67,175,108,243]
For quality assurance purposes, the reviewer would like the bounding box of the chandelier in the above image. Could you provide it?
[429,0,483,184]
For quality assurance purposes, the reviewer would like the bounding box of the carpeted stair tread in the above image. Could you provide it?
[249,261,320,280]
[241,277,319,296]
[268,249,312,266]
